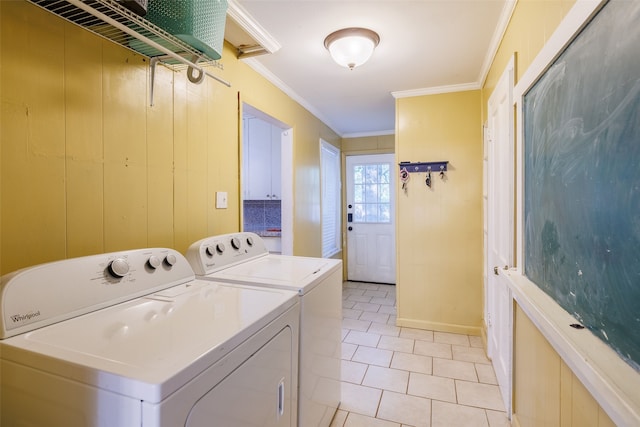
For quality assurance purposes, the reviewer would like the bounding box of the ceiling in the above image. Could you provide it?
[225,1,514,137]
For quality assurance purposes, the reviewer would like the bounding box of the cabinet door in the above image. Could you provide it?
[246,119,272,200]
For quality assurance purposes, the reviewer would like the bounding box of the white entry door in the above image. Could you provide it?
[346,154,396,284]
[486,57,514,416]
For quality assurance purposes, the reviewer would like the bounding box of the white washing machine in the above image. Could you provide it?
[185,232,342,427]
[0,248,299,427]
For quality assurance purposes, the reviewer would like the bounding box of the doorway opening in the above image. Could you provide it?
[241,103,293,255]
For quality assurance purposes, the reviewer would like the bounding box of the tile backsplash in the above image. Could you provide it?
[243,200,281,234]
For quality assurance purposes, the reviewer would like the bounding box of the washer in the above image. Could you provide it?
[0,248,299,427]
[186,232,342,427]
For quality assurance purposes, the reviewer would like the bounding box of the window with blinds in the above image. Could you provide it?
[320,140,341,258]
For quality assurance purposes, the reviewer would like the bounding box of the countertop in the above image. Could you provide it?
[252,229,282,238]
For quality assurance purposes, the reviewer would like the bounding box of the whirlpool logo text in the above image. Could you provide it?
[11,310,41,323]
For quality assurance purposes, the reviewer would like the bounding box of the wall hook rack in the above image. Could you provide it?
[398,161,448,173]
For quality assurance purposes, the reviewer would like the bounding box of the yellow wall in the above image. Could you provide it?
[482,0,576,119]
[0,0,339,275]
[482,0,618,424]
[395,90,483,335]
[513,306,615,427]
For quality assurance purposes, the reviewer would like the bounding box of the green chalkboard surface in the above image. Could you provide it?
[523,0,640,371]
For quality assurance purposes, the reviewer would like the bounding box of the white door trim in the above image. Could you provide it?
[241,103,293,256]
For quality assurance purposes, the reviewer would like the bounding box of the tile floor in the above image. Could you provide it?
[331,281,510,427]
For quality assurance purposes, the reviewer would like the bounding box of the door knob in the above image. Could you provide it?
[348,226,353,231]
[494,265,509,275]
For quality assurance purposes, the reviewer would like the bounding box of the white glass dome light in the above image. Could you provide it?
[324,28,380,70]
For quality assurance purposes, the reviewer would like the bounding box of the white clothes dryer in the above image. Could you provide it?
[186,232,342,427]
[0,248,299,427]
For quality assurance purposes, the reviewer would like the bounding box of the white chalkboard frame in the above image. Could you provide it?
[511,0,640,425]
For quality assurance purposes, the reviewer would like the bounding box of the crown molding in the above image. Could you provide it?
[342,129,395,139]
[478,0,518,87]
[226,0,281,54]
[391,82,480,99]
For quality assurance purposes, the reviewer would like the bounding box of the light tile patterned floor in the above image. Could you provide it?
[331,281,510,427]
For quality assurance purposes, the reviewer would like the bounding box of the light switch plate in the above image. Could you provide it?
[216,192,228,209]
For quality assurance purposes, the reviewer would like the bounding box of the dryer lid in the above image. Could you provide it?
[208,255,342,294]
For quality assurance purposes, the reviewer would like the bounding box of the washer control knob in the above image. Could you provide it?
[108,258,130,278]
[148,255,161,269]
[231,237,241,250]
[246,236,254,246]
[164,254,177,266]
[205,245,216,257]
[216,243,225,254]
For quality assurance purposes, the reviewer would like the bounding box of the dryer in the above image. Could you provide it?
[186,232,342,427]
[0,248,299,427]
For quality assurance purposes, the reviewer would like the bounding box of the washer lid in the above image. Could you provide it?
[0,280,298,403]
[208,255,342,294]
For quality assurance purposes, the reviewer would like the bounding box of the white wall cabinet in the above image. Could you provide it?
[244,118,281,200]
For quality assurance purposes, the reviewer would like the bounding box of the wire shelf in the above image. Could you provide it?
[28,0,220,67]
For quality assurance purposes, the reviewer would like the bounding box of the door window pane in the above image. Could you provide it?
[378,204,390,222]
[380,164,390,184]
[365,165,378,183]
[354,165,364,184]
[365,184,378,202]
[354,184,364,203]
[380,182,390,203]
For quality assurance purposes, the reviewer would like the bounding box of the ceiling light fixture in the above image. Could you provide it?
[324,27,380,70]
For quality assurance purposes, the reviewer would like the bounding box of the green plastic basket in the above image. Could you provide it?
[145,0,228,60]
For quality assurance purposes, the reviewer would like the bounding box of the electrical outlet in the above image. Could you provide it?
[216,192,228,209]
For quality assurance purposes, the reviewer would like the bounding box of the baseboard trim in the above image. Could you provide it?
[395,317,482,336]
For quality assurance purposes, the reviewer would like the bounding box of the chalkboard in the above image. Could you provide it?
[523,0,640,371]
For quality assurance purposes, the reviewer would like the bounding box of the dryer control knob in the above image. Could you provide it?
[205,245,216,257]
[231,237,241,250]
[164,254,177,266]
[216,243,226,254]
[147,255,161,269]
[246,236,254,246]
[108,258,130,278]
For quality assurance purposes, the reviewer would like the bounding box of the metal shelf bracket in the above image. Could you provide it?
[29,0,232,102]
